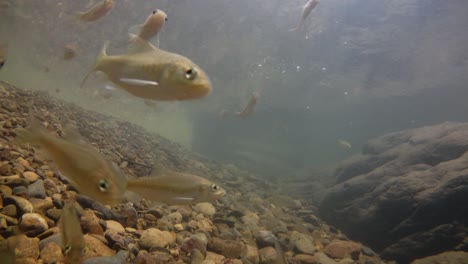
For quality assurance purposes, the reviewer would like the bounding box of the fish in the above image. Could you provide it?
[81,38,212,101]
[337,139,352,149]
[130,9,168,47]
[63,42,78,60]
[274,240,288,264]
[0,43,8,70]
[59,202,85,264]
[14,116,127,205]
[77,0,114,22]
[236,91,259,118]
[219,109,230,119]
[126,167,226,205]
[289,0,320,32]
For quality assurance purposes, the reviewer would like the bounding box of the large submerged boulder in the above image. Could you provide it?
[319,122,468,263]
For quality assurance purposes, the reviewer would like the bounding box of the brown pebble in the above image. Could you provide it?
[40,242,64,264]
[1,204,17,216]
[22,171,39,182]
[81,210,104,236]
[11,234,40,259]
[19,213,49,236]
[324,240,361,260]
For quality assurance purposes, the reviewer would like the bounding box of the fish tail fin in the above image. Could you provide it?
[80,41,109,89]
[14,107,44,146]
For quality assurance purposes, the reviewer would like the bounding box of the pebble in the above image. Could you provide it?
[208,237,245,259]
[19,213,49,236]
[106,220,125,233]
[12,234,40,259]
[81,210,105,236]
[295,254,317,264]
[259,247,276,263]
[205,251,225,263]
[27,179,46,199]
[46,208,62,221]
[82,250,129,264]
[242,244,260,264]
[254,230,276,248]
[3,195,33,214]
[82,234,115,259]
[290,231,316,255]
[315,252,338,264]
[139,228,176,250]
[134,250,154,264]
[0,174,28,187]
[12,186,28,197]
[194,202,216,217]
[324,240,361,260]
[168,212,183,223]
[23,171,40,182]
[39,242,64,264]
[1,204,17,217]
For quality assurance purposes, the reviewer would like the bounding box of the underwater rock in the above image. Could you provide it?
[410,251,468,264]
[320,122,468,263]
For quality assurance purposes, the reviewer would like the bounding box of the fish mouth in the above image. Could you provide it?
[215,189,227,198]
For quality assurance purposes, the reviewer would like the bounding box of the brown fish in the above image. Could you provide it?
[0,43,7,70]
[126,167,226,205]
[60,202,85,264]
[289,0,320,32]
[77,0,114,22]
[14,117,127,205]
[236,91,259,118]
[81,38,212,101]
[130,9,168,47]
[63,43,78,60]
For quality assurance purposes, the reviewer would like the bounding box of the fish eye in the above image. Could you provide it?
[0,61,4,67]
[211,184,219,191]
[98,179,110,192]
[153,10,157,14]
[165,17,168,21]
[184,67,197,80]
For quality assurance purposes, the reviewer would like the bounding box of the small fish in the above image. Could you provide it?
[130,9,168,47]
[289,0,320,32]
[126,167,226,205]
[81,38,212,101]
[14,117,127,205]
[274,240,288,264]
[77,0,114,22]
[219,109,230,119]
[59,202,85,264]
[236,92,259,118]
[337,139,352,149]
[63,42,78,60]
[0,43,8,70]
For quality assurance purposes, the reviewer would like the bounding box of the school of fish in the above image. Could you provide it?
[0,1,332,263]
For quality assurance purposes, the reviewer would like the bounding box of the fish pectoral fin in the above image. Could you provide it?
[119,78,158,86]
[128,24,143,35]
[127,34,157,54]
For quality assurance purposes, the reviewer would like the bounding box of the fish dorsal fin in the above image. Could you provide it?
[128,34,157,54]
[150,160,171,177]
[62,124,85,143]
